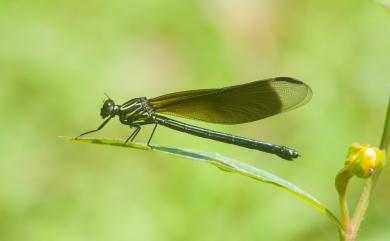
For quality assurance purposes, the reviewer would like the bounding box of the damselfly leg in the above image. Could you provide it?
[123,121,158,147]
[124,124,141,145]
[76,117,112,139]
[147,123,158,147]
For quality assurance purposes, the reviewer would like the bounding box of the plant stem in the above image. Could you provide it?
[339,192,349,241]
[345,95,390,241]
[339,191,349,230]
[336,169,352,230]
[380,95,390,151]
[335,167,353,241]
[346,179,373,241]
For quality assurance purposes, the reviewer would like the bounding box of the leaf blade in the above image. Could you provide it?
[60,136,341,228]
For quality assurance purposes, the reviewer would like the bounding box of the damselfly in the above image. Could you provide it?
[77,77,312,160]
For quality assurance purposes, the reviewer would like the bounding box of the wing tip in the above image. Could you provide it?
[274,76,313,110]
[275,77,305,85]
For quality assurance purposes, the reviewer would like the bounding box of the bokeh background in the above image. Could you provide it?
[1,0,389,240]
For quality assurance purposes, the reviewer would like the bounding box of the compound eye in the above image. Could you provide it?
[103,101,111,111]
[101,99,115,118]
[106,101,113,109]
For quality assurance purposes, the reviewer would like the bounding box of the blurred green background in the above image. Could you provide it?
[1,0,389,240]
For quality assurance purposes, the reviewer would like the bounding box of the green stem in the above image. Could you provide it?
[345,95,390,241]
[339,192,349,230]
[346,179,373,241]
[335,167,353,240]
[339,192,349,241]
[379,95,390,151]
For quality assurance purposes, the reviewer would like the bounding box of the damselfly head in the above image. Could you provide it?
[100,99,117,118]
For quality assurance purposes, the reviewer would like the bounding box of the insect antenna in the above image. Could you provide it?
[104,93,111,100]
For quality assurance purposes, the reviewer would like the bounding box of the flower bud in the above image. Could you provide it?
[344,143,386,178]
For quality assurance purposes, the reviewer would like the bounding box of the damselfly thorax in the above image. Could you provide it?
[118,97,155,124]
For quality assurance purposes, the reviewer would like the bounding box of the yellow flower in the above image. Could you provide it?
[344,143,386,178]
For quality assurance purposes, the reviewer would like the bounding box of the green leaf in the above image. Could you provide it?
[60,136,341,228]
[380,95,390,151]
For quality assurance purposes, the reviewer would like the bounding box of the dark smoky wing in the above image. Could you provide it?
[148,77,312,124]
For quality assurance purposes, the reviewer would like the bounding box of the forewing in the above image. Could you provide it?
[148,77,312,124]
